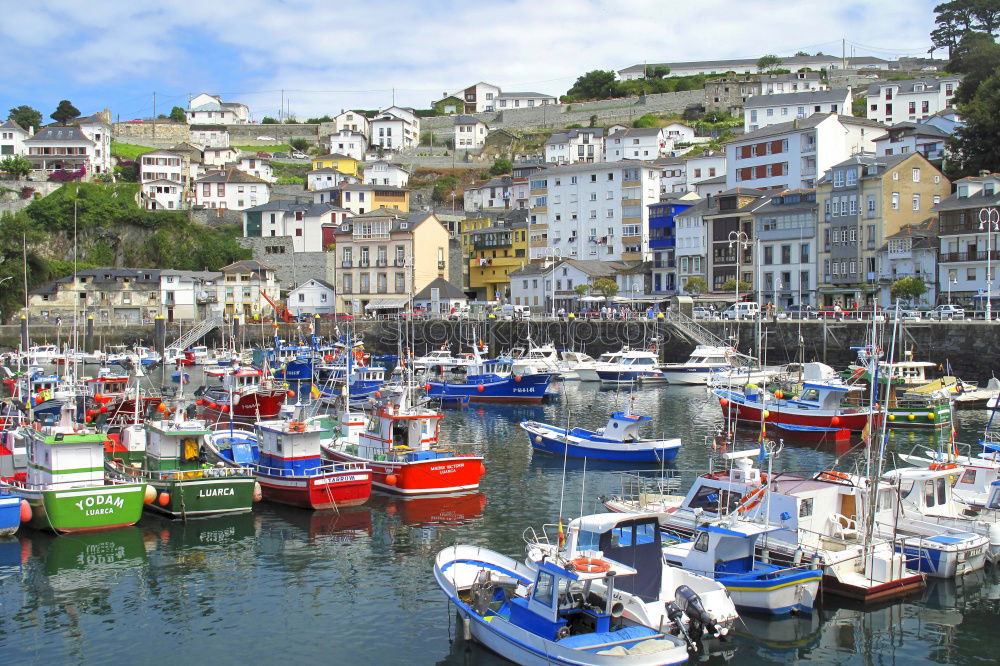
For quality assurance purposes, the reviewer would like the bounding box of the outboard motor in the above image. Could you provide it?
[664,600,696,651]
[675,585,726,640]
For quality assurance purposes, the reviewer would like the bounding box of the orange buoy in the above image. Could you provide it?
[477,385,485,393]
[424,383,432,391]
[831,416,841,426]
[143,485,157,504]
[157,403,167,413]
[19,499,32,523]
[514,375,522,382]
[720,398,729,407]
[158,492,170,506]
[774,390,784,399]
[287,390,295,399]
[385,474,398,486]
[253,482,262,502]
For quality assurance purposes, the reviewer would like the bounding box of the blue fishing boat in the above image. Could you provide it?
[425,363,552,404]
[519,411,681,463]
[662,522,821,615]
[0,488,23,536]
[203,426,260,466]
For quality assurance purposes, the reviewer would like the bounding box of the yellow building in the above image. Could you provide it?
[460,214,529,301]
[816,152,950,306]
[339,184,410,214]
[311,153,358,176]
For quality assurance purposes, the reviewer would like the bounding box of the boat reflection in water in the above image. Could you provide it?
[22,527,147,594]
[370,491,486,527]
[262,503,373,542]
[141,510,258,554]
[0,537,23,581]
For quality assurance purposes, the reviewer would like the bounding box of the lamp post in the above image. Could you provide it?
[948,275,957,306]
[728,229,752,305]
[979,207,999,321]
[542,248,563,318]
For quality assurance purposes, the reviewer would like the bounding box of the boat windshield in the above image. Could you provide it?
[688,484,744,513]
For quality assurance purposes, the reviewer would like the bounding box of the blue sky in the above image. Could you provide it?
[0,0,941,123]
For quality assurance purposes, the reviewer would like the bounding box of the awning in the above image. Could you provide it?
[364,297,410,310]
[817,287,863,295]
[579,295,605,302]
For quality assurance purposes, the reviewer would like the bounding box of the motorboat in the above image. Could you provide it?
[198,367,288,423]
[660,346,736,386]
[523,512,738,638]
[434,544,695,665]
[520,410,681,463]
[575,351,622,383]
[596,349,665,385]
[558,351,597,381]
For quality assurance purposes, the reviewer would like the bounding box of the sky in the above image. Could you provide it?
[0,0,942,123]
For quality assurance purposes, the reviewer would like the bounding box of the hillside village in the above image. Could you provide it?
[1,47,997,323]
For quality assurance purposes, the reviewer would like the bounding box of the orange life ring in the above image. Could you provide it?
[737,485,767,513]
[929,462,958,471]
[571,557,611,574]
[288,421,306,433]
[818,470,851,482]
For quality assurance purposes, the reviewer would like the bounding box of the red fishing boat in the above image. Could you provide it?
[198,368,287,423]
[714,380,879,432]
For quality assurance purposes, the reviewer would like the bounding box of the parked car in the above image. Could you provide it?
[886,308,922,322]
[926,304,966,320]
[783,304,815,319]
[691,307,712,320]
[721,302,759,320]
[291,151,308,159]
[256,151,272,158]
[273,151,289,158]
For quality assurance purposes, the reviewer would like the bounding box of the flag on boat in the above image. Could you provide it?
[861,421,871,445]
[310,384,321,399]
[558,518,565,547]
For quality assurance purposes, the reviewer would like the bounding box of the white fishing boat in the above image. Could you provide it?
[435,544,694,665]
[597,349,665,385]
[524,513,738,638]
[557,351,597,381]
[575,351,622,383]
[660,346,735,386]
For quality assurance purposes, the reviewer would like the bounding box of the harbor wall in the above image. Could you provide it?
[2,319,995,383]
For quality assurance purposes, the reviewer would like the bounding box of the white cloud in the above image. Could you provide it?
[1,0,940,117]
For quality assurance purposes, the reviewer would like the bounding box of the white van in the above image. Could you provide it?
[721,302,760,320]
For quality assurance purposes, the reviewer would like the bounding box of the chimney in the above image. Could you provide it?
[793,118,800,129]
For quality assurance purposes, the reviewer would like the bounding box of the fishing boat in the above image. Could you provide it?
[198,367,288,423]
[507,340,563,375]
[715,368,876,432]
[953,377,1000,407]
[519,410,681,463]
[596,349,665,385]
[425,358,552,404]
[106,411,257,519]
[0,407,150,533]
[0,487,23,536]
[323,390,485,495]
[434,544,694,665]
[202,423,260,467]
[603,449,925,603]
[254,415,372,510]
[412,348,476,373]
[661,521,821,615]
[523,513,739,636]
[557,351,597,381]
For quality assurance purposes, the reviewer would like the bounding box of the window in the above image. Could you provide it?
[763,246,773,264]
[968,267,976,281]
[912,194,920,211]
[799,497,813,517]
[800,243,809,263]
[912,168,920,182]
[867,195,876,212]
[833,170,845,188]
[891,192,899,210]
[533,571,555,607]
[892,170,899,181]
[846,169,857,186]
[781,245,791,264]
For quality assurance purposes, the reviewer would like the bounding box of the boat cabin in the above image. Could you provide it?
[144,419,211,473]
[564,513,663,603]
[256,420,324,475]
[25,424,108,490]
[356,406,442,459]
[986,481,1000,510]
[594,412,652,443]
[681,346,731,366]
[616,350,660,368]
[222,368,264,392]
[85,376,130,397]
[31,375,61,400]
[663,523,783,577]
[780,382,861,411]
[884,466,968,519]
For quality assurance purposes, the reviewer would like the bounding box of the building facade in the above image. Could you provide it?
[934,173,1000,308]
[454,115,489,150]
[194,168,271,210]
[460,213,529,301]
[876,219,938,307]
[744,89,851,131]
[865,77,961,125]
[544,128,604,164]
[752,189,819,306]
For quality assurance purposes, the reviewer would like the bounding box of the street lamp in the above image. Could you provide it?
[542,248,563,318]
[948,274,957,306]
[979,207,999,321]
[728,230,752,305]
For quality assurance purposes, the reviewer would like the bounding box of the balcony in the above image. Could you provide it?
[941,250,1000,262]
[652,259,676,268]
[376,259,388,267]
[394,258,406,266]
[649,238,676,250]
[341,260,354,268]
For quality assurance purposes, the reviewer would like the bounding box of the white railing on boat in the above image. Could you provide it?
[108,463,255,480]
[255,461,369,477]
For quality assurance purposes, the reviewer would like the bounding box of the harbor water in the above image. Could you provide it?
[1,377,998,664]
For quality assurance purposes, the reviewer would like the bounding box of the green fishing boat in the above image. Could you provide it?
[0,411,149,534]
[107,413,257,519]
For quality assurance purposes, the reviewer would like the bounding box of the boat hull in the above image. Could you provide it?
[527,431,680,463]
[660,365,728,385]
[3,483,147,534]
[426,373,551,404]
[201,389,286,422]
[718,392,875,431]
[820,572,925,603]
[0,494,21,535]
[718,571,821,615]
[143,475,257,518]
[324,447,485,495]
[256,470,372,510]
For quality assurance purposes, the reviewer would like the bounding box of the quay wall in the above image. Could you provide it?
[2,319,996,383]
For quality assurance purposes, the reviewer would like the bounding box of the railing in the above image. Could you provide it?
[109,462,255,479]
[169,313,224,350]
[255,461,369,477]
[668,310,731,348]
[941,251,1000,262]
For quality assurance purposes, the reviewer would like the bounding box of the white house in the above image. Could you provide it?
[509,259,624,312]
[877,219,938,307]
[307,169,358,192]
[872,122,952,162]
[654,157,687,194]
[685,150,727,191]
[370,106,420,150]
[744,89,852,131]
[194,168,270,210]
[332,110,370,138]
[160,270,223,321]
[661,123,697,145]
[694,175,727,197]
[138,149,187,211]
[525,161,661,261]
[544,128,605,164]
[326,129,366,161]
[363,161,409,187]
[190,125,231,149]
[24,116,112,179]
[605,128,670,162]
[203,146,240,168]
[215,260,281,319]
[243,200,350,252]
[0,120,30,157]
[287,278,336,316]
[617,54,890,80]
[454,115,488,150]
[412,277,468,315]
[758,72,826,95]
[464,177,514,212]
[934,173,1000,307]
[237,157,275,183]
[865,76,962,125]
[186,93,250,124]
[441,82,501,113]
[726,113,886,191]
[495,91,557,109]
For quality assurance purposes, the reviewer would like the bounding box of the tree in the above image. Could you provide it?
[647,65,670,79]
[306,115,333,124]
[0,155,31,180]
[8,105,41,131]
[756,55,783,72]
[933,1,1000,56]
[795,51,810,57]
[261,116,279,124]
[564,70,621,102]
[947,31,1000,104]
[289,138,310,152]
[588,114,598,128]
[489,157,512,176]
[50,100,80,124]
[890,276,928,303]
[592,277,619,298]
[947,69,1000,177]
[169,106,186,123]
[721,278,752,293]
[574,283,591,297]
[684,276,708,295]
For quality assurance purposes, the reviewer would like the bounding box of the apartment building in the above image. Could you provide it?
[751,189,819,306]
[726,113,886,191]
[544,128,605,164]
[816,152,950,306]
[24,113,113,178]
[649,196,697,294]
[332,209,449,312]
[702,189,769,292]
[218,260,280,318]
[460,212,529,301]
[370,106,420,150]
[876,219,938,307]
[605,128,670,162]
[744,89,851,131]
[243,200,351,252]
[934,172,1000,307]
[524,161,661,262]
[186,93,250,124]
[138,149,189,210]
[193,168,271,210]
[674,198,710,294]
[865,76,961,125]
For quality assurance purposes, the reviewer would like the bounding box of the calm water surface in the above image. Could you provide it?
[1,380,998,664]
